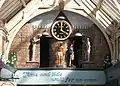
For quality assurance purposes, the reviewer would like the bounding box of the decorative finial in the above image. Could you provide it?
[59,0,64,11]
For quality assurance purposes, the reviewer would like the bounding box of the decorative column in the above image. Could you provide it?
[0,20,8,57]
[0,33,2,56]
[113,22,120,63]
[110,21,118,62]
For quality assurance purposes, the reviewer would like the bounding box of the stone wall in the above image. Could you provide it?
[10,24,41,68]
[10,23,110,68]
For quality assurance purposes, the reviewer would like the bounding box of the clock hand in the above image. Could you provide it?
[62,30,69,35]
[60,22,69,35]
[60,22,63,31]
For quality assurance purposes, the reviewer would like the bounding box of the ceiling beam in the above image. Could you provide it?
[0,0,6,8]
[20,0,26,7]
[113,0,120,13]
[74,0,81,6]
[97,0,104,9]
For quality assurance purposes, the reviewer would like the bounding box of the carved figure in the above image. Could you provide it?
[56,42,65,67]
[68,44,74,67]
[87,38,91,61]
[103,55,112,69]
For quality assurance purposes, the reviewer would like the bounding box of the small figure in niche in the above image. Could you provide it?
[78,60,83,68]
[103,55,112,69]
[68,44,74,67]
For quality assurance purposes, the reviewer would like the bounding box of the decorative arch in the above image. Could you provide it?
[5,9,112,60]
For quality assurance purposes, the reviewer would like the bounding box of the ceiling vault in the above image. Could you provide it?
[1,0,120,59]
[0,0,120,36]
[113,0,120,13]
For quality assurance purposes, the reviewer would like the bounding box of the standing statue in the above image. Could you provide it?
[68,44,74,67]
[56,42,65,67]
[103,55,112,69]
[87,38,91,61]
[28,37,39,61]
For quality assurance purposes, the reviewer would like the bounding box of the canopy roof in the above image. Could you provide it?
[0,0,120,31]
[0,0,30,22]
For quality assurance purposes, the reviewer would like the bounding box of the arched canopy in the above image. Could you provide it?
[0,0,119,60]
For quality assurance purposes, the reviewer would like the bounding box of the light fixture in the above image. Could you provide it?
[75,32,82,36]
[42,30,49,36]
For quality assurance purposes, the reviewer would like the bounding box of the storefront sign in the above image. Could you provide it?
[14,69,106,85]
[0,82,16,86]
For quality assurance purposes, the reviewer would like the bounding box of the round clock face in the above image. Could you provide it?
[51,20,72,40]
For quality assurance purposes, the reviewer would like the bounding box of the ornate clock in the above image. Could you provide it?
[51,20,72,40]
